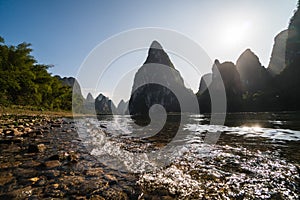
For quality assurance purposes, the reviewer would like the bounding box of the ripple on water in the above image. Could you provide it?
[184,124,300,141]
[76,117,300,199]
[138,145,300,199]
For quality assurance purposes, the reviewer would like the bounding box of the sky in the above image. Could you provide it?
[0,0,298,104]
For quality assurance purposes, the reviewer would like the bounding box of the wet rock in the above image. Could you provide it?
[0,172,13,186]
[90,195,105,200]
[48,154,60,161]
[35,176,47,186]
[66,151,79,162]
[0,161,22,168]
[5,186,33,199]
[100,124,107,129]
[28,144,46,153]
[42,160,61,169]
[43,170,60,178]
[102,188,128,199]
[14,168,38,178]
[84,168,104,176]
[24,130,43,137]
[51,123,62,128]
[105,174,118,184]
[13,128,23,136]
[2,144,21,153]
[3,128,13,135]
[18,125,24,129]
[29,177,40,182]
[24,127,32,133]
[21,160,41,168]
[0,139,22,144]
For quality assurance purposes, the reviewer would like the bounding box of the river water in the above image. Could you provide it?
[76,112,300,199]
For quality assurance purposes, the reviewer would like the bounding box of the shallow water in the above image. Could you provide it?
[77,112,300,199]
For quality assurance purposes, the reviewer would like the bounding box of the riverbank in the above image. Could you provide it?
[0,106,74,118]
[0,114,143,199]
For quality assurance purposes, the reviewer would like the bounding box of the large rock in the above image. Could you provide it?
[236,49,271,92]
[128,41,195,116]
[268,30,288,76]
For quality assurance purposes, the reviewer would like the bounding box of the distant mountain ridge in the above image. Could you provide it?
[69,2,300,114]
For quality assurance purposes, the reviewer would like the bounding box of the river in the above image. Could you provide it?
[75,112,300,199]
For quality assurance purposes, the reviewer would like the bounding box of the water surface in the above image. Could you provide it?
[79,112,300,199]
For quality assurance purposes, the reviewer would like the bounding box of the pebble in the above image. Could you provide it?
[42,160,61,169]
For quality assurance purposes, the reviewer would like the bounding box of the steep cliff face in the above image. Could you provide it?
[95,93,116,115]
[286,4,300,66]
[268,30,288,76]
[276,4,300,110]
[128,41,194,115]
[236,49,271,92]
[197,73,212,96]
[197,60,242,113]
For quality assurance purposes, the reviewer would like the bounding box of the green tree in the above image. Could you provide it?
[0,36,73,110]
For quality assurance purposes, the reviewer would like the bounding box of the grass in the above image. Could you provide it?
[0,105,74,118]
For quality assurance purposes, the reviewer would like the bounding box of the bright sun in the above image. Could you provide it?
[221,21,251,46]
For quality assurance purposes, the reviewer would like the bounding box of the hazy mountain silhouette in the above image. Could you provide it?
[268,30,288,76]
[75,2,300,114]
[236,49,272,93]
[117,99,128,115]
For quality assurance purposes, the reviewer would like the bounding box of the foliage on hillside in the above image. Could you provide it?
[0,36,72,110]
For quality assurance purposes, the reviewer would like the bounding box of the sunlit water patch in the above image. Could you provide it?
[184,124,300,141]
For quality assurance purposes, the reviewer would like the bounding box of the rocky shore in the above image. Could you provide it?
[0,114,142,199]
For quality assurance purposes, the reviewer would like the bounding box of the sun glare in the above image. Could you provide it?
[221,21,251,47]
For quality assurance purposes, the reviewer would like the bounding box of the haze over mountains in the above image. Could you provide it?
[69,3,300,115]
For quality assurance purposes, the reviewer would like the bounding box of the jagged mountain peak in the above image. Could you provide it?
[144,41,174,68]
[236,48,262,69]
[150,40,163,50]
[86,93,94,102]
[239,48,256,58]
[214,59,221,65]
